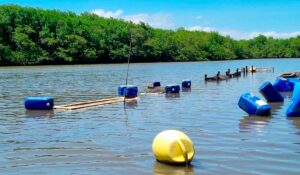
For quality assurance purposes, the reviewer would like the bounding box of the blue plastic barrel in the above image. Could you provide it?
[125,86,138,98]
[292,83,300,101]
[148,81,161,88]
[259,82,283,102]
[286,100,300,117]
[118,85,138,98]
[182,80,191,89]
[286,83,300,117]
[238,93,271,116]
[273,77,292,92]
[24,97,54,110]
[288,78,300,90]
[118,85,127,96]
[165,84,180,94]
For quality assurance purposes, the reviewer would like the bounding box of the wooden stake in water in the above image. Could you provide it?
[124,30,132,105]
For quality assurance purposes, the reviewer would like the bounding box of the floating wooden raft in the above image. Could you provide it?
[254,67,274,72]
[279,72,300,78]
[54,97,136,110]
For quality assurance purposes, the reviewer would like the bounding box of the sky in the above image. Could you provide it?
[1,0,300,39]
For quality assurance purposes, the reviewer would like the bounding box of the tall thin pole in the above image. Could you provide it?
[124,29,132,104]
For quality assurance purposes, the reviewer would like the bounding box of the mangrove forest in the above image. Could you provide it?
[0,5,300,65]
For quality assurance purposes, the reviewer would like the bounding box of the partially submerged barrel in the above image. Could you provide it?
[287,83,300,117]
[280,72,300,79]
[24,97,54,110]
[286,101,300,117]
[118,85,138,98]
[287,78,300,90]
[152,130,195,164]
[148,81,161,89]
[238,93,271,116]
[182,80,191,89]
[165,84,180,94]
[259,82,284,102]
[273,77,293,92]
[292,83,300,101]
[118,85,127,96]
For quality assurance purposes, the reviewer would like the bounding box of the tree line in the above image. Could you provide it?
[0,5,300,65]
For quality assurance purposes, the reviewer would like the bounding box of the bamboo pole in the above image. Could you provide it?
[55,97,137,110]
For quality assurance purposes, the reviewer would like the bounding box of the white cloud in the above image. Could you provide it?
[248,31,300,39]
[187,25,300,39]
[123,13,174,29]
[91,9,123,18]
[91,9,174,29]
[91,10,300,39]
[187,26,216,32]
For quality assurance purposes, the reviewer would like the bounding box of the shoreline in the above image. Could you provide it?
[0,57,298,68]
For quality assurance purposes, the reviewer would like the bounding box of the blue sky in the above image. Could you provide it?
[1,0,300,39]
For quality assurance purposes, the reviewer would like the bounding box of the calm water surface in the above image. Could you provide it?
[1,58,300,175]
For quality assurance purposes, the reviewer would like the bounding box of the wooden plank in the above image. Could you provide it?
[54,97,137,110]
[57,97,122,107]
[55,97,122,110]
[63,98,123,110]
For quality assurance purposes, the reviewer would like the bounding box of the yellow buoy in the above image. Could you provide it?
[152,130,195,164]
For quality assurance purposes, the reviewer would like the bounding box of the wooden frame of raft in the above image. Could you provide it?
[54,97,137,110]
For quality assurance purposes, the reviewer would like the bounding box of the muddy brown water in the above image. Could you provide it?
[1,58,300,175]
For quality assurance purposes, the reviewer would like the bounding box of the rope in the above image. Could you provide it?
[177,139,189,168]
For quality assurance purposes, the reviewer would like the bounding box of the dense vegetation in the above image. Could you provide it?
[0,5,300,65]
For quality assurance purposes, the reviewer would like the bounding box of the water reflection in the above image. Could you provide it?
[239,115,272,133]
[153,162,195,175]
[269,102,284,114]
[239,101,282,133]
[165,93,180,98]
[182,88,191,93]
[124,99,138,109]
[25,110,54,119]
[205,80,220,85]
[288,118,300,135]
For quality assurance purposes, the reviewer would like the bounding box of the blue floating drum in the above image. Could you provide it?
[182,80,191,89]
[259,82,283,102]
[165,84,180,94]
[148,81,161,89]
[286,101,300,117]
[118,85,138,98]
[292,83,300,101]
[24,97,54,110]
[286,83,300,117]
[273,77,293,92]
[238,93,271,116]
[287,78,300,90]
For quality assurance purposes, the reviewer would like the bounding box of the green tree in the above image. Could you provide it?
[12,26,42,64]
[0,4,299,65]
